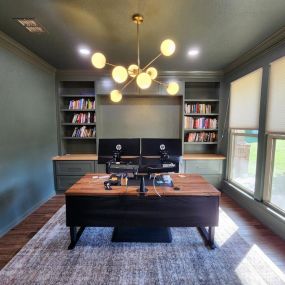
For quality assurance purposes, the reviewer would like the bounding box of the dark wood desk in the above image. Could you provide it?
[65,173,220,249]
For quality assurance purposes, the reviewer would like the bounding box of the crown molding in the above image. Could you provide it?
[0,30,56,74]
[224,26,285,74]
[56,69,104,78]
[56,69,224,80]
[158,70,224,80]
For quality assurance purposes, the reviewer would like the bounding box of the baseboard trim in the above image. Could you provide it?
[222,180,285,241]
[0,192,55,238]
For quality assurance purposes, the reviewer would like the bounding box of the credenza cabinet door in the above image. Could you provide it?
[54,160,96,192]
[184,159,223,188]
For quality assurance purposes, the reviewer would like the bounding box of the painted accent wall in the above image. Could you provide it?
[97,96,183,139]
[0,37,57,236]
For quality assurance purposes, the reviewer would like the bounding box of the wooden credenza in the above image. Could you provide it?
[53,154,226,192]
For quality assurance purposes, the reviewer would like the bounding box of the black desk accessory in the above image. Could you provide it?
[99,138,181,195]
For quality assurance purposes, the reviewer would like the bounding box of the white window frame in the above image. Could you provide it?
[227,128,258,195]
[263,133,285,214]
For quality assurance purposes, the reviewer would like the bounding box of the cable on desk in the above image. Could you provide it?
[152,174,161,198]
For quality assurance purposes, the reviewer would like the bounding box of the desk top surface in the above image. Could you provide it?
[65,173,221,197]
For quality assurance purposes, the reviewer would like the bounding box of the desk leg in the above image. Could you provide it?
[208,227,215,249]
[198,226,216,250]
[68,226,85,250]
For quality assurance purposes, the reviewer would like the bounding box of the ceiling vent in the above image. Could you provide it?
[14,18,46,33]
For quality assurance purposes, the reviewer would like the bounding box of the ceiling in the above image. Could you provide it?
[0,0,285,71]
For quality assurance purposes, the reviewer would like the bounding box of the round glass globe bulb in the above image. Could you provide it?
[160,39,176,56]
[91,52,106,69]
[128,64,139,78]
[112,66,128,83]
[136,72,152,90]
[110,90,122,103]
[146,67,158,80]
[166,82,179,95]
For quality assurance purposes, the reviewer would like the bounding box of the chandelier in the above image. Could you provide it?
[90,14,179,102]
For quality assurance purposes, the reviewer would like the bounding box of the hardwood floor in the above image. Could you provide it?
[0,195,65,269]
[221,195,285,272]
[0,193,284,273]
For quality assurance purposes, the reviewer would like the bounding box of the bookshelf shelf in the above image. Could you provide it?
[63,137,96,140]
[61,123,96,126]
[58,81,97,154]
[184,82,220,153]
[184,128,218,132]
[184,142,218,145]
[60,109,96,112]
[60,95,95,98]
[184,99,219,102]
[184,113,219,116]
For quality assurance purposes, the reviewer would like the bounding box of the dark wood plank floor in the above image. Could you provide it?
[0,195,65,269]
[0,193,285,273]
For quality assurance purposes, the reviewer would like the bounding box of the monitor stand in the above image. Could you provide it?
[136,175,148,194]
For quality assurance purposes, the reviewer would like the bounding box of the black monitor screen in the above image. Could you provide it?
[141,138,182,156]
[98,138,140,163]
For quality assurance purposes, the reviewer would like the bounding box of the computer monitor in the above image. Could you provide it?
[98,138,140,164]
[141,138,182,156]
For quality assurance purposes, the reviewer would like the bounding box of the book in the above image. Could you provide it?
[184,103,212,114]
[68,99,95,110]
[184,117,217,129]
[71,126,96,138]
[185,131,217,142]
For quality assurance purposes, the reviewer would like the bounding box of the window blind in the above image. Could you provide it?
[229,68,263,129]
[266,56,285,133]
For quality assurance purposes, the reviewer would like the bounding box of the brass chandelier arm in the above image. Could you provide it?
[121,76,136,91]
[137,21,140,69]
[142,53,162,71]
[106,62,116,67]
[152,78,167,86]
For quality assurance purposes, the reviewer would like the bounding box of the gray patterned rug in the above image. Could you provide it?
[0,206,284,285]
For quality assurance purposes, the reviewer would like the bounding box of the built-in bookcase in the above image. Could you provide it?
[58,81,96,154]
[184,82,220,154]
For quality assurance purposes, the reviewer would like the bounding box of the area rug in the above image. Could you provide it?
[0,206,284,285]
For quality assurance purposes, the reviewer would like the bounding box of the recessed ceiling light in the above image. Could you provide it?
[14,18,46,33]
[78,47,91,56]
[188,48,200,57]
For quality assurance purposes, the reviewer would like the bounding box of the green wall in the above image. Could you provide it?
[0,40,57,236]
[97,96,182,139]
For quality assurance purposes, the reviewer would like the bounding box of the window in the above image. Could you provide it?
[264,136,285,212]
[228,68,263,193]
[264,56,285,213]
[229,130,258,193]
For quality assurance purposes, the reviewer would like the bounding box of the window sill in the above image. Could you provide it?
[223,180,285,222]
[225,180,255,199]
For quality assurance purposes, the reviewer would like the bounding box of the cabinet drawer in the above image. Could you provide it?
[201,175,222,189]
[56,176,82,191]
[55,161,95,175]
[185,160,222,175]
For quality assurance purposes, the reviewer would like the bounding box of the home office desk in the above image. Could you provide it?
[65,173,220,249]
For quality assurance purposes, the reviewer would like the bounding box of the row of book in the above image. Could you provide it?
[71,126,96,138]
[71,113,96,124]
[68,99,95,110]
[184,103,213,114]
[185,132,217,143]
[184,117,218,129]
